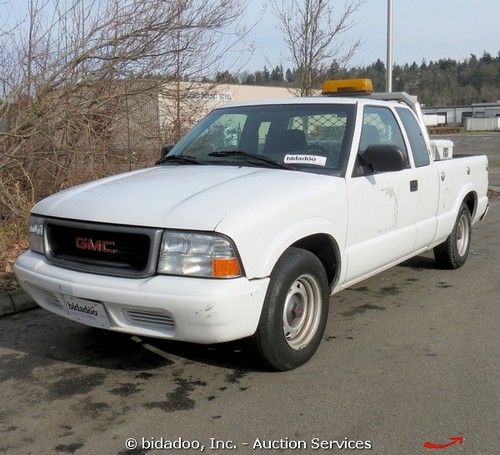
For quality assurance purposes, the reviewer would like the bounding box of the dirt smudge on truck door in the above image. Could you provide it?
[379,186,399,231]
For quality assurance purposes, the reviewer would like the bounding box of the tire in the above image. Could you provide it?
[252,247,329,371]
[433,202,472,269]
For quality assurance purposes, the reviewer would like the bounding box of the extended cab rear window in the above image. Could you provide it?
[395,107,431,167]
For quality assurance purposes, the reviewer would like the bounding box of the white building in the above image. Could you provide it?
[113,81,297,161]
[422,102,500,126]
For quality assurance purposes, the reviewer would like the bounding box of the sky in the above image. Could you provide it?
[1,0,499,73]
[243,0,500,71]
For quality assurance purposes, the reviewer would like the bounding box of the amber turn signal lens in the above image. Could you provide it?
[212,257,241,277]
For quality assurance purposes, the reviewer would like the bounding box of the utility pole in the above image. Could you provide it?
[386,0,393,92]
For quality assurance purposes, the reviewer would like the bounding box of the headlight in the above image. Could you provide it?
[158,231,242,278]
[28,215,45,254]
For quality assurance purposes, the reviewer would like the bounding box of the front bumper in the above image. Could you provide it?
[14,251,269,344]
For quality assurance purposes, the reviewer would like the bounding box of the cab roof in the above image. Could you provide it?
[216,79,421,117]
[218,95,407,109]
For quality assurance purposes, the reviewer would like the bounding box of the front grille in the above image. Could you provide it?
[124,309,175,328]
[44,218,163,278]
[47,224,150,269]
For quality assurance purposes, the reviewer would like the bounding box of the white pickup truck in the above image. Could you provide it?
[15,79,489,370]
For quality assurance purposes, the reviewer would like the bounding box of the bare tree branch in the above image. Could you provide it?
[0,0,250,226]
[271,0,363,96]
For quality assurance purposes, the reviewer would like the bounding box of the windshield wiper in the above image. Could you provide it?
[208,150,292,170]
[156,154,203,165]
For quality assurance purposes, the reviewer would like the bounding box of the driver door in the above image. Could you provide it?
[345,106,417,283]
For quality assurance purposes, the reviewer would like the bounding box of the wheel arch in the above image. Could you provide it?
[257,217,344,292]
[290,234,341,291]
[463,191,477,218]
[450,184,477,223]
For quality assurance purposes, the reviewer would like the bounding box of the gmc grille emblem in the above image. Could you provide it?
[75,237,118,253]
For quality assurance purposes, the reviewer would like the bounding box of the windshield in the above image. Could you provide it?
[166,104,356,174]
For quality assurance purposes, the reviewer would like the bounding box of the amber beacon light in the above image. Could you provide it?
[322,78,374,95]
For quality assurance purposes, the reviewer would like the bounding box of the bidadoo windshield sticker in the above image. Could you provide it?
[284,154,327,166]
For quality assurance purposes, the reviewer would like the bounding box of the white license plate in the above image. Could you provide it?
[63,296,110,329]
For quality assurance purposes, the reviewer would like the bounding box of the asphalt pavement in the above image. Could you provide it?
[1,200,499,455]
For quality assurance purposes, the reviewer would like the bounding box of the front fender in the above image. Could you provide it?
[215,178,348,282]
[258,217,345,280]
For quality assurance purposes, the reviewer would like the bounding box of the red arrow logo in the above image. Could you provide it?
[423,436,464,450]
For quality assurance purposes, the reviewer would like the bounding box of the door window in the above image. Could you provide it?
[355,106,409,175]
[360,107,407,153]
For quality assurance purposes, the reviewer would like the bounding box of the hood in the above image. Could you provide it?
[33,165,323,230]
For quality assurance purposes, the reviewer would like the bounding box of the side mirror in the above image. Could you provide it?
[359,145,406,173]
[160,144,174,160]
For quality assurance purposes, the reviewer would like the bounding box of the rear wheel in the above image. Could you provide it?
[433,202,472,269]
[252,247,329,371]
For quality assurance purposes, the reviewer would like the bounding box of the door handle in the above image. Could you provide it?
[410,180,418,192]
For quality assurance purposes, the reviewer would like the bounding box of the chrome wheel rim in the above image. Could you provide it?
[456,214,470,257]
[282,274,322,350]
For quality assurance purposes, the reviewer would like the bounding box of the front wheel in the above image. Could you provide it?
[252,248,329,371]
[433,202,472,269]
